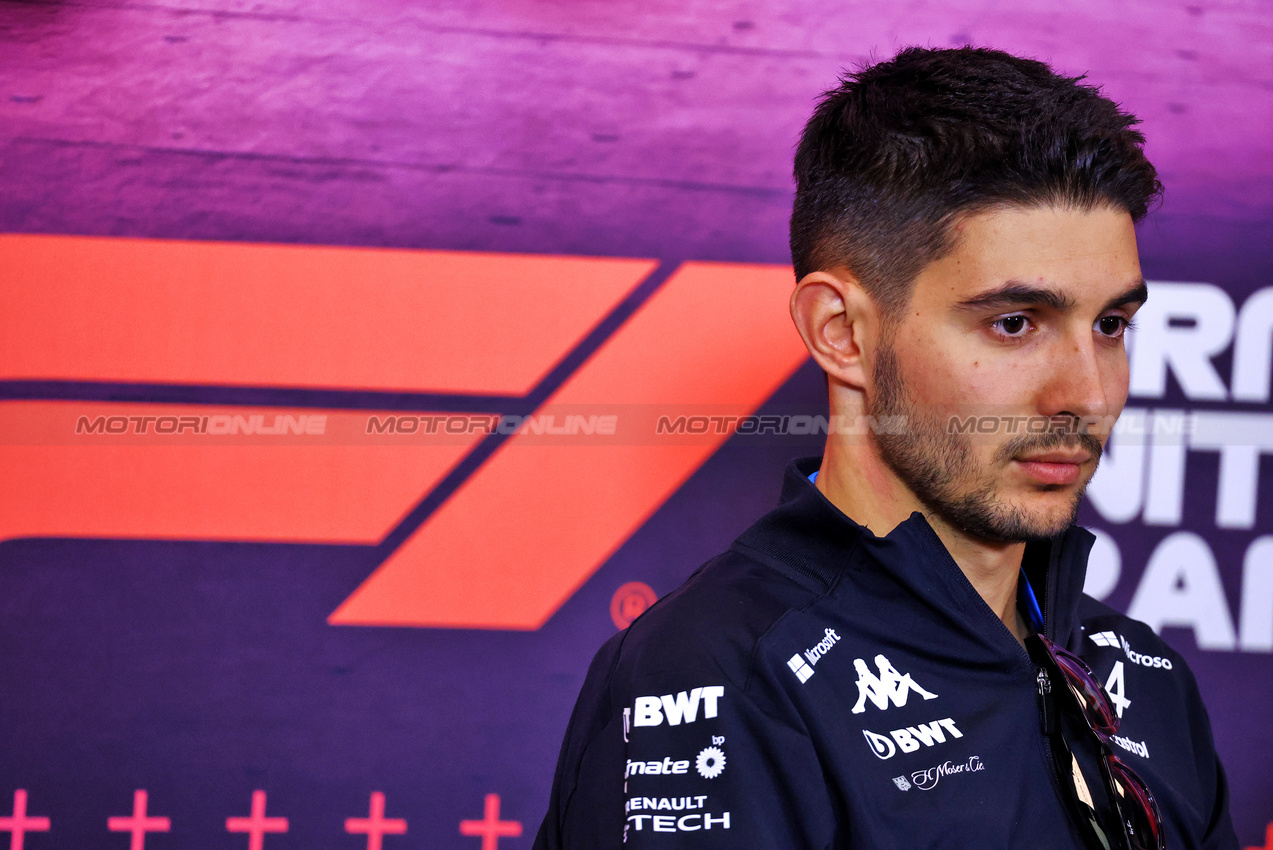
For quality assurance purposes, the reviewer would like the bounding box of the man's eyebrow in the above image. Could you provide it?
[1104,280,1149,311]
[953,278,1149,313]
[953,282,1075,312]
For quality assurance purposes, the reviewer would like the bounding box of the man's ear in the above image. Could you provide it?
[790,269,877,390]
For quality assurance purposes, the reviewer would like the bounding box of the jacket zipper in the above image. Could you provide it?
[913,518,1093,844]
[1037,667,1055,736]
[914,517,1084,840]
[1036,664,1080,836]
[1033,564,1099,848]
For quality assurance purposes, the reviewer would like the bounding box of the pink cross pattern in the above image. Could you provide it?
[345,792,407,850]
[459,794,521,850]
[108,790,170,850]
[226,790,288,850]
[0,791,50,850]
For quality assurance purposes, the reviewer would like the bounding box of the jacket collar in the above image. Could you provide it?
[732,457,1094,644]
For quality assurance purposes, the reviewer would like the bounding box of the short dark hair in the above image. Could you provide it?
[790,46,1161,319]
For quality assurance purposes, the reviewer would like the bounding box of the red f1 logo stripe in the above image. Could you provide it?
[0,234,655,395]
[329,262,808,629]
[0,402,484,543]
[1,236,808,629]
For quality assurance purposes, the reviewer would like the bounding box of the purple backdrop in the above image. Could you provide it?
[1,1,1270,847]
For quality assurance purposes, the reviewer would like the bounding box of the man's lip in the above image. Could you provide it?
[1016,452,1091,465]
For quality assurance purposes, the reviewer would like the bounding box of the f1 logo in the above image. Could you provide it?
[0,234,808,630]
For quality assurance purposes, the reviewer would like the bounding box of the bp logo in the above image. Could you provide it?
[696,746,726,779]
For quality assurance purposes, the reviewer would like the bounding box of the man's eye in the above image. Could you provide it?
[1097,316,1129,337]
[993,315,1030,336]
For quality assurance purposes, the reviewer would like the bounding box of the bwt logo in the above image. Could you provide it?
[632,687,725,727]
[862,717,964,760]
[0,234,809,631]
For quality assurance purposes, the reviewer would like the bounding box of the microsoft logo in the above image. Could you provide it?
[787,654,815,683]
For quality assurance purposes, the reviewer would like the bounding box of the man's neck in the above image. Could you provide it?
[817,441,1029,645]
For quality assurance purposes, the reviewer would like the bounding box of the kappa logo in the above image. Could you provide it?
[1088,630,1174,669]
[786,627,841,683]
[632,687,725,727]
[862,717,964,760]
[851,654,938,714]
[2,235,810,631]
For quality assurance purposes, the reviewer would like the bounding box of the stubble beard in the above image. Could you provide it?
[868,341,1104,544]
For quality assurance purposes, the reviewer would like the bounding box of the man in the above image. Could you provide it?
[535,46,1238,849]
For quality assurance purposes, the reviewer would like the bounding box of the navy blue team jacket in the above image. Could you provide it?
[535,458,1238,849]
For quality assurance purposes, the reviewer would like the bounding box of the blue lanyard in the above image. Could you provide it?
[1019,567,1044,633]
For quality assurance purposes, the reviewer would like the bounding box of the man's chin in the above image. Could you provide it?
[939,493,1083,544]
[971,517,1075,545]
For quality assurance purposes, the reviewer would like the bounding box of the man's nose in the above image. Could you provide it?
[1037,333,1116,422]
